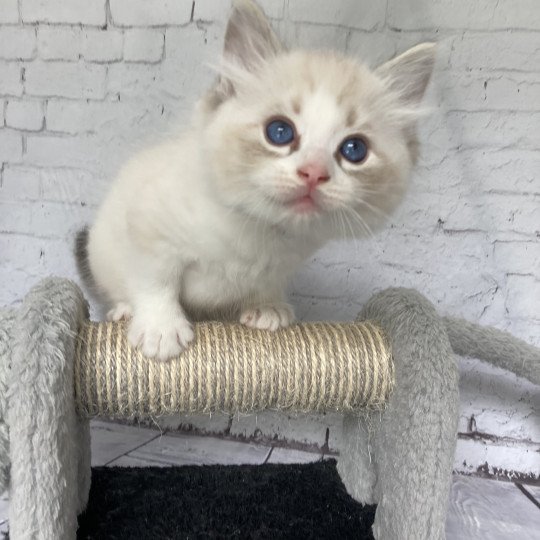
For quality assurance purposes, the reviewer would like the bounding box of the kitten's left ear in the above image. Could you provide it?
[223,0,283,72]
[375,43,437,107]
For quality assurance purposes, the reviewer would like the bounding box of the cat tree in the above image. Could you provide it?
[1,277,538,539]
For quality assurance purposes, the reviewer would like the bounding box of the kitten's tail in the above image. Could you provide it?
[443,316,540,386]
[74,226,98,294]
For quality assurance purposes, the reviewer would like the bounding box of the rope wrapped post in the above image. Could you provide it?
[75,320,394,418]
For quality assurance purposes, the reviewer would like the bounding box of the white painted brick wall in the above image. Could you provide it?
[124,29,165,63]
[0,27,36,60]
[0,0,538,479]
[21,0,107,26]
[37,26,81,61]
[109,0,192,27]
[81,29,124,63]
[0,0,19,24]
[0,61,23,95]
[5,99,44,131]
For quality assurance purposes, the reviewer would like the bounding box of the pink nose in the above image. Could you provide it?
[297,162,330,187]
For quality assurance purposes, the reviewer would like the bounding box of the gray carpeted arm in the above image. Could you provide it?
[6,278,91,540]
[444,316,540,385]
[0,308,16,495]
[339,288,459,540]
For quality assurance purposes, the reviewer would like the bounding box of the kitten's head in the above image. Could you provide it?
[198,0,436,236]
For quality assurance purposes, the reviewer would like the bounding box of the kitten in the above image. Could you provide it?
[76,0,436,361]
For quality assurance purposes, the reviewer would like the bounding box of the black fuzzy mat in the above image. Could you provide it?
[76,459,376,539]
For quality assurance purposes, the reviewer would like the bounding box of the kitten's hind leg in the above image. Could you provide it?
[240,302,295,331]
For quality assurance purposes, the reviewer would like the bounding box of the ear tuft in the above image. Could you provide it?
[224,0,283,72]
[375,43,437,107]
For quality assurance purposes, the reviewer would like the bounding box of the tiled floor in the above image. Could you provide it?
[1,420,539,538]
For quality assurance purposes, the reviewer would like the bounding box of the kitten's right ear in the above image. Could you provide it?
[375,43,436,108]
[223,0,283,73]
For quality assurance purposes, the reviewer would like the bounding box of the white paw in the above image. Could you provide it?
[240,304,295,331]
[107,302,133,322]
[127,314,195,361]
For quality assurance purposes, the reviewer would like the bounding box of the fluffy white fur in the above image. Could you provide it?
[82,0,436,360]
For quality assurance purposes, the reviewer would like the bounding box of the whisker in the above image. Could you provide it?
[356,199,391,221]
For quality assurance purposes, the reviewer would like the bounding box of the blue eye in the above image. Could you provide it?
[339,137,368,163]
[265,118,295,146]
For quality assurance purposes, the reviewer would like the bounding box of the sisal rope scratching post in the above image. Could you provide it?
[75,320,394,418]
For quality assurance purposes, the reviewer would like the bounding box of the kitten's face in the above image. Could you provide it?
[199,0,435,236]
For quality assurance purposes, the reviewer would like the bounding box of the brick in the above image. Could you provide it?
[440,72,540,112]
[81,29,124,63]
[0,166,41,201]
[40,168,107,205]
[293,23,348,53]
[347,30,397,67]
[0,236,81,284]
[0,27,36,60]
[0,164,105,206]
[0,269,37,306]
[458,149,540,195]
[387,0,540,31]
[494,241,540,275]
[192,0,229,21]
[442,193,540,236]
[290,260,350,298]
[24,134,97,168]
[0,199,94,237]
[0,61,23,96]
[288,0,385,30]
[46,99,165,135]
[165,25,216,59]
[24,61,106,99]
[504,320,540,348]
[158,58,216,100]
[417,147,540,196]
[37,26,81,61]
[124,29,164,63]
[0,234,43,268]
[506,275,540,320]
[445,111,540,150]
[252,0,286,19]
[161,26,219,96]
[450,32,540,72]
[21,0,106,25]
[5,99,44,131]
[193,0,285,21]
[106,63,162,98]
[23,133,124,175]
[0,130,22,162]
[490,0,540,30]
[109,0,192,27]
[47,99,111,134]
[0,0,19,23]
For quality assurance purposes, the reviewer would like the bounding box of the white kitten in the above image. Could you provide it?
[76,0,436,361]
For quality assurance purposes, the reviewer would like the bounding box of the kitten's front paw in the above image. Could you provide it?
[128,314,195,361]
[107,302,132,322]
[240,304,294,331]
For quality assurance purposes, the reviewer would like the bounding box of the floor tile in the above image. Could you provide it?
[229,411,342,452]
[149,412,230,434]
[446,475,540,540]
[90,420,160,466]
[517,483,540,506]
[107,455,173,468]
[129,433,271,466]
[267,447,322,464]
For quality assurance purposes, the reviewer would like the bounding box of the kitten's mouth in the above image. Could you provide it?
[286,193,319,213]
